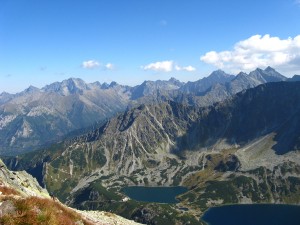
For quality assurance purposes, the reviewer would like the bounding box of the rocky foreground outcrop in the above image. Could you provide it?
[0,159,140,225]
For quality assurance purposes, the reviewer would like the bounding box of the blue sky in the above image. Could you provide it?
[1,0,300,93]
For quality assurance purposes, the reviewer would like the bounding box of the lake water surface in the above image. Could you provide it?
[122,186,187,203]
[201,204,300,225]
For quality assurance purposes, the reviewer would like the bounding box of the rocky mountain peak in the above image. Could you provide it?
[264,66,275,72]
[249,67,286,82]
[109,81,119,88]
[169,77,184,86]
[0,92,14,104]
[130,79,182,100]
[236,72,248,77]
[101,82,110,89]
[26,85,39,92]
[90,81,102,89]
[180,70,234,95]
[42,77,90,96]
[21,85,40,95]
[209,69,232,78]
[289,75,300,82]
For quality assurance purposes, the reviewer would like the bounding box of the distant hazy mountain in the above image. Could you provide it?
[0,79,131,154]
[41,78,91,96]
[0,67,288,154]
[130,77,184,100]
[226,67,287,94]
[179,70,234,95]
[172,66,287,107]
[288,75,300,82]
[0,92,14,104]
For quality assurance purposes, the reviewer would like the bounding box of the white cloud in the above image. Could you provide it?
[142,60,173,72]
[82,60,100,69]
[200,34,300,74]
[175,65,196,72]
[142,61,196,73]
[105,63,114,70]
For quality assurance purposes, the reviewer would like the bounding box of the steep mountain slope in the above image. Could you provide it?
[0,159,49,198]
[0,159,141,225]
[43,82,300,189]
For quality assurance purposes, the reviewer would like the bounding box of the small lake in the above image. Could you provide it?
[201,204,300,225]
[122,186,187,203]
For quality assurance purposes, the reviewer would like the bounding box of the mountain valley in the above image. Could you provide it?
[2,70,300,224]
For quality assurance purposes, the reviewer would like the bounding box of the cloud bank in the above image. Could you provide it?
[142,61,195,72]
[200,34,300,74]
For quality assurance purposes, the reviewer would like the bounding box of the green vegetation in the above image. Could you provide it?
[69,179,203,225]
[173,165,202,186]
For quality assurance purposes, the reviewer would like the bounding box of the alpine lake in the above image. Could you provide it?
[122,186,300,225]
[122,186,187,203]
[201,204,300,225]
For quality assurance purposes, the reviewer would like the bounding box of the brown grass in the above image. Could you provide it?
[0,185,21,196]
[0,196,94,225]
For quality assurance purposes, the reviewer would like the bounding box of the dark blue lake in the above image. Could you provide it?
[122,186,187,203]
[201,204,300,225]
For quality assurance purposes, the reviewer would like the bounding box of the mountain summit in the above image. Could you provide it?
[42,78,91,96]
[179,69,234,94]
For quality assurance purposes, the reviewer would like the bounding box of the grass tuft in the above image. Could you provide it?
[0,196,94,225]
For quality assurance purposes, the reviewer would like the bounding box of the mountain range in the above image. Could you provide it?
[0,67,294,155]
[3,75,300,224]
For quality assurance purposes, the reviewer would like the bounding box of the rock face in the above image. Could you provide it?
[0,67,287,155]
[0,159,49,198]
[78,211,141,225]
